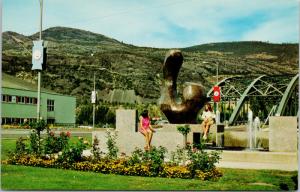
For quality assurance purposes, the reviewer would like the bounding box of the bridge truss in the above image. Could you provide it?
[207,74,298,125]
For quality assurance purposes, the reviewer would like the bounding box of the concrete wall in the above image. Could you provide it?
[269,116,298,152]
[224,129,269,149]
[93,109,203,155]
[95,110,300,155]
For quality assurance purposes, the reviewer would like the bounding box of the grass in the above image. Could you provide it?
[1,138,16,160]
[1,136,92,160]
[1,165,297,190]
[1,136,298,190]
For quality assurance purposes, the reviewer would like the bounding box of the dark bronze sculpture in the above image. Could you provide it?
[158,50,208,123]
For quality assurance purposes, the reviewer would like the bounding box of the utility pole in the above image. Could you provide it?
[93,72,96,129]
[216,61,220,124]
[216,61,219,84]
[37,0,43,120]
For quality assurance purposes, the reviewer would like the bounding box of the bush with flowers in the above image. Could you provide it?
[159,164,192,178]
[44,131,71,154]
[58,137,88,163]
[5,126,222,181]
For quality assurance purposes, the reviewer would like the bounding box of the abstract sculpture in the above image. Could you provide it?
[158,50,208,123]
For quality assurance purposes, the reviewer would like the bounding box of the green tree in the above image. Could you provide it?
[177,125,191,148]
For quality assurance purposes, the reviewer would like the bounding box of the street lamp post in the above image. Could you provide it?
[216,61,220,124]
[91,53,96,129]
[37,0,43,120]
[93,72,96,129]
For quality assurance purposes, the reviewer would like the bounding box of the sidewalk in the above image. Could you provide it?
[216,161,297,171]
[216,150,298,171]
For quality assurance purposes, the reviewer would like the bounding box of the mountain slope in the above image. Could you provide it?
[2,26,298,105]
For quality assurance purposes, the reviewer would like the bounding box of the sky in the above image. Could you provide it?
[3,0,299,48]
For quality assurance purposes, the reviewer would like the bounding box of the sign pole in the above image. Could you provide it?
[216,62,219,146]
[37,0,43,120]
[93,73,95,129]
[216,62,220,124]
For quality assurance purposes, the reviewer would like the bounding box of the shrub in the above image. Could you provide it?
[58,137,88,163]
[127,147,144,165]
[169,143,222,180]
[6,125,222,181]
[143,146,167,175]
[170,145,189,166]
[5,149,222,180]
[159,165,192,179]
[187,147,221,176]
[29,130,39,154]
[177,125,191,136]
[92,136,103,161]
[195,168,223,181]
[6,154,56,168]
[44,131,70,154]
[105,130,119,159]
[128,146,167,176]
[29,120,48,155]
[15,137,27,156]
[29,119,48,133]
[177,125,191,147]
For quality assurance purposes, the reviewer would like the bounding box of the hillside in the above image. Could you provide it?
[2,26,298,105]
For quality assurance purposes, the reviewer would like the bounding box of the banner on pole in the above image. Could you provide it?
[213,86,221,102]
[91,91,96,104]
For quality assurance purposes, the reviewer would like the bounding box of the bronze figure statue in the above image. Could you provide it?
[158,50,208,124]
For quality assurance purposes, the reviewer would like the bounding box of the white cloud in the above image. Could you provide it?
[241,16,298,43]
[4,0,299,47]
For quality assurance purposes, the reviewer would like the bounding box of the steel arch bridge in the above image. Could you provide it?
[207,74,299,126]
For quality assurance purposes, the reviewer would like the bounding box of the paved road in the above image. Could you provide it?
[1,129,92,138]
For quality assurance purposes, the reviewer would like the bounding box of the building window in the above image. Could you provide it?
[7,95,12,102]
[19,96,25,104]
[5,118,12,124]
[47,99,54,111]
[3,95,37,105]
[12,96,16,103]
[2,95,6,102]
[25,97,29,104]
[47,118,55,124]
[2,95,18,103]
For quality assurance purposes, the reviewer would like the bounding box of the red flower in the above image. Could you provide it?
[66,131,71,137]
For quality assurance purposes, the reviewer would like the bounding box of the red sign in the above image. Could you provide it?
[213,86,221,102]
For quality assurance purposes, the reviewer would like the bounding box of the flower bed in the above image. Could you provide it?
[3,155,222,180]
[4,121,223,180]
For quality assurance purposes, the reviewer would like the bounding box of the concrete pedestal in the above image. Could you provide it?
[93,109,205,155]
[216,124,225,147]
[269,116,297,152]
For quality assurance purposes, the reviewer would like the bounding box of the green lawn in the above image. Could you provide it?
[1,165,297,190]
[1,138,16,160]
